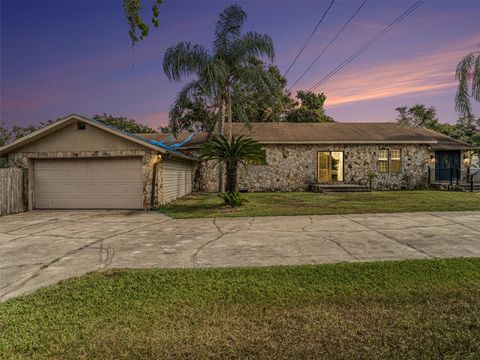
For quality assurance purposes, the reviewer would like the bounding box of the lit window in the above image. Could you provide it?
[391,149,402,173]
[377,149,389,173]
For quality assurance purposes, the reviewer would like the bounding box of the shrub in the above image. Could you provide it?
[218,191,245,207]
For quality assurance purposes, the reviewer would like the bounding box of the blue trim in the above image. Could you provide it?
[88,118,194,156]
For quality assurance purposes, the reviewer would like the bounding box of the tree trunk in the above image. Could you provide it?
[218,99,226,192]
[227,93,233,141]
[226,162,238,193]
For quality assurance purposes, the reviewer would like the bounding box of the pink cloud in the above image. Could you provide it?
[297,36,480,109]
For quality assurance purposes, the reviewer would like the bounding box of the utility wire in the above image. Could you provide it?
[309,0,426,91]
[284,0,335,76]
[288,0,368,92]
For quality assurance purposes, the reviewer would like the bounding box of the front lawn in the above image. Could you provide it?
[1,259,479,359]
[159,190,480,218]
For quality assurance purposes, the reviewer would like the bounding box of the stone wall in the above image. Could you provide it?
[197,144,448,192]
[7,150,163,209]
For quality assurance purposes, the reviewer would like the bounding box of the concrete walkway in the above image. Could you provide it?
[1,210,479,301]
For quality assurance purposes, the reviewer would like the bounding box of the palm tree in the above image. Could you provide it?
[455,48,480,116]
[199,135,265,193]
[163,5,277,191]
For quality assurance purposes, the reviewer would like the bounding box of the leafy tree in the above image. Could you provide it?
[168,96,218,133]
[395,104,440,130]
[92,114,156,133]
[285,91,334,123]
[158,126,170,133]
[395,105,480,148]
[199,135,265,193]
[455,51,480,116]
[0,123,9,147]
[163,5,277,139]
[124,0,163,45]
[234,61,294,123]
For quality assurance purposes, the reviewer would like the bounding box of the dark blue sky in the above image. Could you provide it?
[1,0,479,129]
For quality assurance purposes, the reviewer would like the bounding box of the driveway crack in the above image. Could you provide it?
[191,218,225,267]
[427,212,480,234]
[340,215,432,258]
[303,232,359,261]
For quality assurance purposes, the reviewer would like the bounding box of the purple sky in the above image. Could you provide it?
[1,0,479,129]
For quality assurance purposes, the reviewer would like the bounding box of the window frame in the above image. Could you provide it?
[390,148,402,173]
[377,149,389,173]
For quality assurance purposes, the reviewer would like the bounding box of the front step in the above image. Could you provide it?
[457,184,480,192]
[312,184,370,193]
[430,182,480,192]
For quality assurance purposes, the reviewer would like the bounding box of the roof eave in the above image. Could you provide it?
[0,114,194,161]
[255,140,438,145]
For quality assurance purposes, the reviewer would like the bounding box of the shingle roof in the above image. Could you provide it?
[136,122,474,151]
[214,122,473,149]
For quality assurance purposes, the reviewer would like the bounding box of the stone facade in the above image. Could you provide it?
[7,150,163,209]
[197,144,469,192]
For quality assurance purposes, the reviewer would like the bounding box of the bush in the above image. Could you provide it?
[218,192,245,208]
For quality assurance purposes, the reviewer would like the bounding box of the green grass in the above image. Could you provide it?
[1,258,480,359]
[159,190,480,218]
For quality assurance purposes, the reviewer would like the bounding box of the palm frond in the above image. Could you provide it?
[455,53,474,115]
[199,135,265,164]
[163,42,211,82]
[214,5,246,56]
[230,32,275,63]
[169,80,205,134]
[473,54,480,102]
[199,57,229,93]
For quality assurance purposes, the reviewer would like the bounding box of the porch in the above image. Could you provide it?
[427,150,479,192]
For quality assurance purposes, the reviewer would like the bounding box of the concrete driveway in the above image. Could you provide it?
[1,210,479,301]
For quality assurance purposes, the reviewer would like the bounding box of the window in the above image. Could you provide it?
[77,121,86,130]
[391,149,402,173]
[377,149,389,173]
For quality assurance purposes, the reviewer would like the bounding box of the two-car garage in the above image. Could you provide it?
[0,115,195,210]
[33,157,144,209]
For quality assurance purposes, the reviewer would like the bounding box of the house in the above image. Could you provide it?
[191,122,474,192]
[0,115,474,211]
[0,114,195,210]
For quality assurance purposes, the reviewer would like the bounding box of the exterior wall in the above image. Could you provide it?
[162,158,194,203]
[7,150,163,209]
[197,144,443,192]
[16,122,146,153]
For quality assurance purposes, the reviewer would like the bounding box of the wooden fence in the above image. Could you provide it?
[0,168,26,216]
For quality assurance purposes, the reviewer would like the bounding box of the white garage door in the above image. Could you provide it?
[162,160,193,203]
[34,158,143,209]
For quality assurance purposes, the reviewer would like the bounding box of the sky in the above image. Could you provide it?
[1,0,479,129]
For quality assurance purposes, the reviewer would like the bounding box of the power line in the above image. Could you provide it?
[309,0,426,91]
[283,0,335,77]
[288,0,368,92]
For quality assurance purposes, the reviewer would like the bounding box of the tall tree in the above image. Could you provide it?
[234,61,294,122]
[168,96,218,133]
[163,5,277,191]
[455,50,480,116]
[395,104,440,130]
[285,91,334,123]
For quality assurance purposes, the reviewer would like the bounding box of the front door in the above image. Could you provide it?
[317,152,344,182]
[435,151,460,182]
